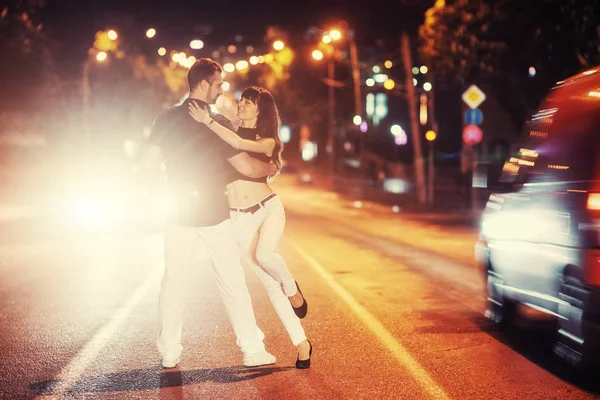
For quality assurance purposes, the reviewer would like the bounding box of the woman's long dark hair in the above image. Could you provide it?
[240,86,283,177]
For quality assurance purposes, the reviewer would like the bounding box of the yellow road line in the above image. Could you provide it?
[290,241,450,400]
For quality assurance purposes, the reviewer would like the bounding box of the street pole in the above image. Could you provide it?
[401,32,427,204]
[428,141,434,204]
[327,59,336,178]
[348,39,361,118]
[82,60,90,142]
[429,87,438,205]
[348,38,366,180]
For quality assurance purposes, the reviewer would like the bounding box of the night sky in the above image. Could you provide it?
[41,0,433,57]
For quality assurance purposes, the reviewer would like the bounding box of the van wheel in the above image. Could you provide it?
[485,267,516,328]
[555,275,599,369]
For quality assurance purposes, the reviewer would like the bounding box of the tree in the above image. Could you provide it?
[84,29,189,149]
[419,0,600,129]
[0,1,51,110]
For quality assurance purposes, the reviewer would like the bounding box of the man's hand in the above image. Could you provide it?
[228,152,276,178]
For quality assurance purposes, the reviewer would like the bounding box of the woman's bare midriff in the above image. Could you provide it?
[227,179,274,208]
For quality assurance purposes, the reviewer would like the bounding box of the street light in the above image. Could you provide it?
[223,63,235,73]
[273,40,285,51]
[235,60,249,70]
[311,49,323,61]
[190,39,204,49]
[83,29,119,142]
[146,28,156,38]
[329,29,342,41]
[312,26,362,178]
[425,130,437,142]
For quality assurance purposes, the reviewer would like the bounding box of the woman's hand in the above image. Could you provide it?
[188,101,211,124]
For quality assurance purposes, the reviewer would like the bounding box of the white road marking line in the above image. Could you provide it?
[36,266,162,399]
[290,241,450,400]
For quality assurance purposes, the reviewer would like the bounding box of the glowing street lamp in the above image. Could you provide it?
[235,60,249,70]
[312,49,323,61]
[107,30,118,40]
[96,51,107,62]
[273,40,285,51]
[190,39,204,49]
[425,130,437,142]
[223,63,235,73]
[329,29,342,41]
[390,124,404,136]
[146,28,156,38]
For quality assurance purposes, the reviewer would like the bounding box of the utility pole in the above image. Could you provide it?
[82,60,90,142]
[327,59,336,177]
[348,39,361,117]
[349,38,366,179]
[401,32,427,204]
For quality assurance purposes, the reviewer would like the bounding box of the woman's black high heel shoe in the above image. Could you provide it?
[295,340,312,369]
[290,281,308,319]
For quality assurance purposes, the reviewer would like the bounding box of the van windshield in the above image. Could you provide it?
[501,105,600,185]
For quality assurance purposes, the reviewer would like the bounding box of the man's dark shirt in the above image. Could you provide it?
[149,98,240,226]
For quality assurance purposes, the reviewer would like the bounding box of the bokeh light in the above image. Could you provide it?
[96,51,107,62]
[190,40,204,49]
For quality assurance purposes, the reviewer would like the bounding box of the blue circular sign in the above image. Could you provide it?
[464,108,483,125]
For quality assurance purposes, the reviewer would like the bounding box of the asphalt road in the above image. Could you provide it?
[0,177,598,399]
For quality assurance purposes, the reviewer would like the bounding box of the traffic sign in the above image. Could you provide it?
[464,108,483,125]
[463,124,482,145]
[462,85,486,109]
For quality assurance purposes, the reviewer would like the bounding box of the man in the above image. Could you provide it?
[147,58,277,368]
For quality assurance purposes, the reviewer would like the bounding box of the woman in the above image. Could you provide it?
[188,86,312,369]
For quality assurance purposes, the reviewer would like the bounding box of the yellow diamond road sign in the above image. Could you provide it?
[462,85,486,109]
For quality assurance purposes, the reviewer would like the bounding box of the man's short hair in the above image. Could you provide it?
[187,58,223,91]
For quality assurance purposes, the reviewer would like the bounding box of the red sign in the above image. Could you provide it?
[463,124,482,145]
